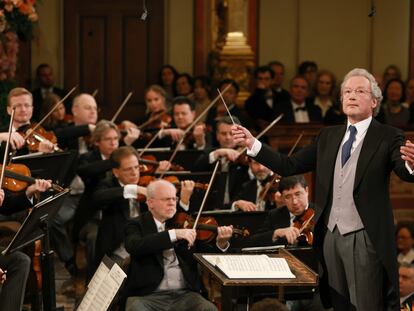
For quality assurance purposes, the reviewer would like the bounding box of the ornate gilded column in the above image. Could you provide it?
[209,0,256,105]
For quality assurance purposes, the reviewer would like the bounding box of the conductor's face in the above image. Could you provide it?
[342,76,377,124]
[281,183,309,216]
[147,182,177,223]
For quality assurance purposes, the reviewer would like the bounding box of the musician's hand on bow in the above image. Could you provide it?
[164,129,185,142]
[234,200,257,212]
[273,227,300,245]
[0,268,6,284]
[214,148,240,162]
[0,189,4,207]
[401,140,414,170]
[175,228,196,247]
[231,125,255,150]
[193,123,206,148]
[9,132,25,150]
[179,180,195,206]
[26,179,52,199]
[155,160,171,174]
[88,124,96,133]
[123,127,141,146]
[216,225,233,249]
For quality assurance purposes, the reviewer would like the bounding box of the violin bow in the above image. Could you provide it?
[257,131,304,204]
[158,84,232,179]
[91,89,99,97]
[0,108,16,187]
[192,160,220,229]
[298,212,314,234]
[138,127,164,157]
[137,107,172,130]
[23,86,77,140]
[110,91,133,123]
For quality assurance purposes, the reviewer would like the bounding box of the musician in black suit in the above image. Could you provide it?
[399,263,414,310]
[194,116,250,209]
[31,63,70,121]
[277,76,323,124]
[92,146,182,268]
[231,158,279,212]
[242,175,312,248]
[232,68,414,310]
[156,96,210,150]
[0,87,56,156]
[0,179,52,311]
[123,179,233,311]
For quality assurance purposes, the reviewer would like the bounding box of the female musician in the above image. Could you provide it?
[39,93,68,131]
[138,85,172,129]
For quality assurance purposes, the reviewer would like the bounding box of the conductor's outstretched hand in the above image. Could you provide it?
[231,125,255,150]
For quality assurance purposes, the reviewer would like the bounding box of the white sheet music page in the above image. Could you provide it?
[202,254,295,279]
[77,262,127,311]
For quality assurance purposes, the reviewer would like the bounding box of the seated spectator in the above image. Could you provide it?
[297,61,318,95]
[382,64,402,87]
[311,70,337,118]
[193,75,211,122]
[377,78,410,127]
[399,263,414,310]
[268,60,290,103]
[158,64,178,99]
[174,73,194,98]
[397,222,414,264]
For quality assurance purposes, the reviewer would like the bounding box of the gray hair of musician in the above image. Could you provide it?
[341,68,383,116]
[399,262,414,270]
[146,179,176,199]
[91,119,120,144]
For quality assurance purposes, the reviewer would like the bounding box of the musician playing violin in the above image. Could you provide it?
[123,179,232,311]
[0,87,56,155]
[157,97,210,150]
[193,116,249,209]
[92,146,181,269]
[0,179,52,311]
[243,175,313,248]
[231,158,283,212]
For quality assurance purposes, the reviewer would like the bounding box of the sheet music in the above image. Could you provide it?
[77,260,127,311]
[202,254,295,279]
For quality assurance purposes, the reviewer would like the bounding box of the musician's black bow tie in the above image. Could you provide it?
[295,106,307,112]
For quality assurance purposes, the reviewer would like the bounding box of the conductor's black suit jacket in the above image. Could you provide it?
[254,119,414,309]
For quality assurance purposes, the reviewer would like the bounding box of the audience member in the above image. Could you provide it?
[397,222,414,264]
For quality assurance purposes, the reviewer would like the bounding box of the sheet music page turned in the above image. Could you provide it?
[202,254,295,279]
[77,260,127,311]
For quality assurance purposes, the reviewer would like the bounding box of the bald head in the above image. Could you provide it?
[72,93,98,125]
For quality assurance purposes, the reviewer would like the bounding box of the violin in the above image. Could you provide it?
[0,163,63,192]
[174,212,249,243]
[292,208,315,245]
[18,123,60,152]
[138,154,185,175]
[145,110,172,130]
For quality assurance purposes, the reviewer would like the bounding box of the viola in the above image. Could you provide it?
[292,208,315,245]
[174,212,249,243]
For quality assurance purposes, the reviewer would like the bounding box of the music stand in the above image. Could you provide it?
[2,189,70,311]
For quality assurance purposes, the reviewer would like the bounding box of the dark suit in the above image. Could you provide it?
[277,99,323,123]
[253,119,414,310]
[244,88,282,125]
[194,150,250,209]
[0,192,32,311]
[401,293,414,310]
[92,175,146,265]
[122,212,215,298]
[231,178,276,212]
